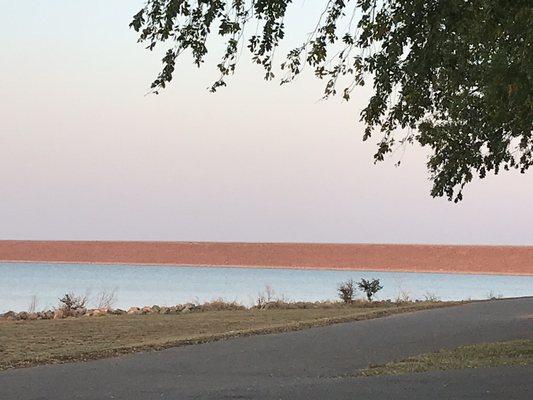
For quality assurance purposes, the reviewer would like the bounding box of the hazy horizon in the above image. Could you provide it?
[1,240,532,247]
[1,1,531,246]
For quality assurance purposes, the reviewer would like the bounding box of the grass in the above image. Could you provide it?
[0,301,453,370]
[358,339,533,377]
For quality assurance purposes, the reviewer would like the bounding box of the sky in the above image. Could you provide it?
[0,1,531,245]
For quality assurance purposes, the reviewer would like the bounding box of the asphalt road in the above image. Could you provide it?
[1,297,532,400]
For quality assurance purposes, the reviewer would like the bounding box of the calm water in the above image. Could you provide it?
[1,262,532,313]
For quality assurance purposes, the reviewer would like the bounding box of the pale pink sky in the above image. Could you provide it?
[0,1,531,245]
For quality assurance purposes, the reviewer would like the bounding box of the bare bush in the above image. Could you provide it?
[423,292,440,302]
[256,285,277,308]
[338,279,356,303]
[266,285,277,302]
[200,298,245,312]
[486,291,503,300]
[251,300,334,310]
[94,288,118,309]
[28,295,38,313]
[58,292,88,313]
[395,289,412,303]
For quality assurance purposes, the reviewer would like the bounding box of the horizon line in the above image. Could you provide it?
[1,239,532,248]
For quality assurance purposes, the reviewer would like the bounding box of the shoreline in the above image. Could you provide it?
[1,259,532,277]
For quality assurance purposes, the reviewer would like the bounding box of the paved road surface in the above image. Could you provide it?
[1,298,532,399]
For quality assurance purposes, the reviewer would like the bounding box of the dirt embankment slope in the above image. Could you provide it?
[1,241,532,275]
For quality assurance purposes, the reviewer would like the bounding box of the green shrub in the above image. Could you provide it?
[357,278,383,302]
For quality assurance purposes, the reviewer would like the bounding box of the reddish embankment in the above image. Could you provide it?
[0,241,532,276]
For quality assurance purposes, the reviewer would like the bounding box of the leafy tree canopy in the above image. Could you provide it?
[131,0,532,201]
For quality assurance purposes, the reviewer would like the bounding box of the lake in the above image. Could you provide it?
[1,262,532,313]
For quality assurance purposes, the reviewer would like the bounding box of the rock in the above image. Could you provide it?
[141,306,152,314]
[27,312,38,320]
[110,309,126,315]
[150,305,161,313]
[159,307,169,314]
[18,311,29,320]
[2,311,16,321]
[72,308,87,317]
[42,311,54,320]
[127,307,141,315]
[90,308,108,317]
[53,309,65,320]
[181,303,196,314]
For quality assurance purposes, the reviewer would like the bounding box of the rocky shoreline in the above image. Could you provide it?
[0,303,240,321]
[0,298,416,322]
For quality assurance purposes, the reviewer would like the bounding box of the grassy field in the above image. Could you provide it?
[358,339,533,377]
[0,301,453,370]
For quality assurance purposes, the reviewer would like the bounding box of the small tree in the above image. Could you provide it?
[357,279,383,302]
[338,279,356,303]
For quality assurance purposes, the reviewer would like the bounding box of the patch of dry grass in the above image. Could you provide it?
[0,301,456,370]
[358,339,533,377]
